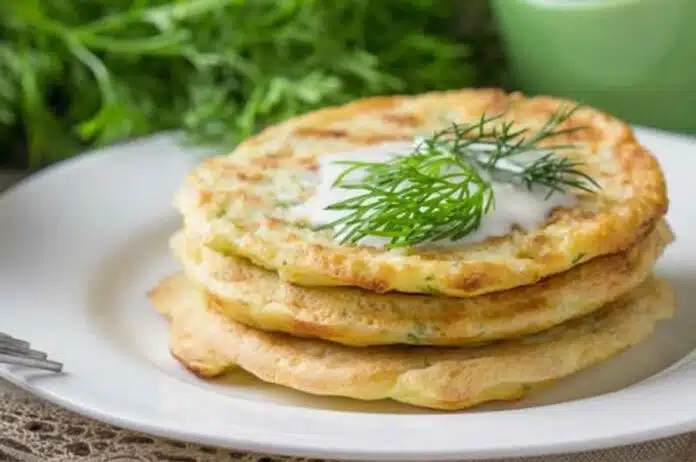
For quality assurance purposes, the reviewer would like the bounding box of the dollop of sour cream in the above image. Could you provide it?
[290,141,575,249]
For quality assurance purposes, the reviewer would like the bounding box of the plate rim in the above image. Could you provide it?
[1,366,695,462]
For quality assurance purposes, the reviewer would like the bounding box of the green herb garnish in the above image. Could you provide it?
[0,1,488,169]
[319,105,601,248]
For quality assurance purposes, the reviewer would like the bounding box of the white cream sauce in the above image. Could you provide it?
[290,141,575,249]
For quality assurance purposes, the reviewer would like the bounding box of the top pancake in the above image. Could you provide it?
[175,88,667,297]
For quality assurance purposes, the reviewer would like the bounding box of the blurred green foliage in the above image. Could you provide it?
[0,0,501,169]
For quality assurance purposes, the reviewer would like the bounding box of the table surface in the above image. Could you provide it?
[1,170,695,462]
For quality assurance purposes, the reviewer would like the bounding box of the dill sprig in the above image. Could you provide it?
[319,105,601,248]
[459,105,601,197]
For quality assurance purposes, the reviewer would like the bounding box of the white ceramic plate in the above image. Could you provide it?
[1,128,696,461]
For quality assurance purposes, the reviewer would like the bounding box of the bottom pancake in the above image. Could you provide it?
[148,274,675,411]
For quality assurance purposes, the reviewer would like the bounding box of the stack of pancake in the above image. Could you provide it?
[148,89,675,410]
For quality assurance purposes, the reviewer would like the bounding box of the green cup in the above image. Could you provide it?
[491,0,696,134]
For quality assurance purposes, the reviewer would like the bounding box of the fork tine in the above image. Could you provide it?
[0,335,30,349]
[0,334,63,372]
[0,345,47,359]
[0,353,63,372]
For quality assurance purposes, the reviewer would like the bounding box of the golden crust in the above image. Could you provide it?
[148,273,675,410]
[171,221,672,346]
[175,88,668,296]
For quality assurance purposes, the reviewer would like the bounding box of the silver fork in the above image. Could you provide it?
[0,333,63,372]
